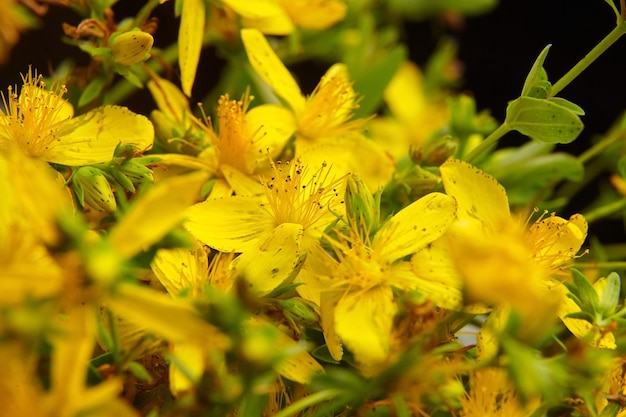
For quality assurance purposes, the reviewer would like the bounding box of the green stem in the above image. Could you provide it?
[464,123,511,163]
[272,390,341,417]
[583,198,626,223]
[575,261,626,269]
[551,22,626,97]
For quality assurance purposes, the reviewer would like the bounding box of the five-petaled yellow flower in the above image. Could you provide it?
[0,69,153,166]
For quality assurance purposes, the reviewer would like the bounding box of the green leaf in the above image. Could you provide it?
[78,77,107,107]
[486,145,584,205]
[521,44,552,98]
[311,345,341,364]
[127,360,152,382]
[547,97,585,115]
[570,269,599,314]
[238,393,270,417]
[505,96,583,143]
[352,45,406,118]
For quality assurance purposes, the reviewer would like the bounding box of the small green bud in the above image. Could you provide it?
[110,30,154,66]
[410,135,458,167]
[275,298,320,327]
[72,166,117,212]
[345,173,381,235]
[119,159,154,184]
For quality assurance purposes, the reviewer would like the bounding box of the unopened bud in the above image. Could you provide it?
[275,298,320,327]
[410,135,458,167]
[345,173,381,235]
[72,166,117,212]
[110,30,154,66]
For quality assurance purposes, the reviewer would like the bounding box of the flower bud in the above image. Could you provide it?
[345,173,380,235]
[275,298,320,327]
[410,135,458,167]
[72,166,117,212]
[110,30,154,66]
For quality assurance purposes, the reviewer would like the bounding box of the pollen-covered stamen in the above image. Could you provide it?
[262,159,344,230]
[297,74,364,141]
[208,90,263,174]
[0,69,71,157]
[525,211,587,273]
[327,233,388,294]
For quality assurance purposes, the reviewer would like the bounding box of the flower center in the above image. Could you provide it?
[0,70,71,158]
[211,91,261,175]
[297,74,363,141]
[261,159,344,232]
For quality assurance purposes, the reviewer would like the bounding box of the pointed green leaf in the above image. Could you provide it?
[505,96,583,143]
[570,269,599,314]
[352,45,406,118]
[78,77,107,107]
[522,44,552,98]
[547,97,585,115]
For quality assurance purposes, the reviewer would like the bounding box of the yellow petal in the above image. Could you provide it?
[220,164,264,196]
[222,0,285,18]
[320,290,344,361]
[245,104,296,158]
[47,105,154,166]
[109,170,209,258]
[241,10,295,35]
[407,244,465,310]
[152,244,209,297]
[107,284,230,348]
[273,328,324,383]
[334,286,396,366]
[283,0,347,30]
[231,222,306,296]
[440,159,511,233]
[147,74,192,125]
[48,304,97,405]
[179,0,205,96]
[241,28,305,113]
[385,61,427,126]
[185,195,274,252]
[373,192,456,262]
[169,342,205,396]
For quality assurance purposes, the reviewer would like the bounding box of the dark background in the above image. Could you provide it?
[2,0,625,242]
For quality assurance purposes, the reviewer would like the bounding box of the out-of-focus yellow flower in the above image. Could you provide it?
[222,0,346,35]
[304,191,456,371]
[459,367,541,417]
[0,145,73,304]
[438,159,605,347]
[370,61,450,162]
[241,28,393,191]
[0,68,153,166]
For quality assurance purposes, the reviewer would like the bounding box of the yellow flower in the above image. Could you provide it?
[223,0,347,35]
[0,69,153,166]
[151,81,286,197]
[370,60,450,161]
[241,28,393,190]
[459,367,541,417]
[185,159,345,296]
[438,159,605,346]
[307,192,456,369]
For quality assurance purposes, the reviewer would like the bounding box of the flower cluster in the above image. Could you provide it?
[3,1,626,417]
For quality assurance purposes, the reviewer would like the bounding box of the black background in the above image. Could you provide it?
[2,0,625,242]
